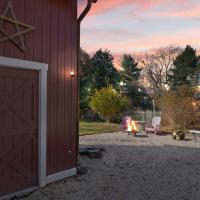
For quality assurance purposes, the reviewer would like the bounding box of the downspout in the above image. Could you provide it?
[76,0,97,166]
[78,0,97,24]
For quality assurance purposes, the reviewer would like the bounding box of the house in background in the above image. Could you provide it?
[0,0,96,199]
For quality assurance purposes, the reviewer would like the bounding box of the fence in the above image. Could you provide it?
[128,109,161,123]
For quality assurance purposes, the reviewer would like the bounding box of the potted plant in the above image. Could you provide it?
[172,130,186,140]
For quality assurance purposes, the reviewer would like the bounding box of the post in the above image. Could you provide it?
[152,98,155,117]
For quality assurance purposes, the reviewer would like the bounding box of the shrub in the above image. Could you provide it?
[157,86,195,130]
[90,86,130,122]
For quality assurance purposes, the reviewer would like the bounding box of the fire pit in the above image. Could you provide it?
[125,119,139,135]
[121,116,146,136]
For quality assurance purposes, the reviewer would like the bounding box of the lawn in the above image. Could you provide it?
[79,121,121,136]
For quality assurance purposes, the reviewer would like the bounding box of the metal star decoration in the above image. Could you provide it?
[0,1,36,52]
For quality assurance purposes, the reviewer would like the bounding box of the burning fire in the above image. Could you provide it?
[132,120,138,132]
[126,119,138,132]
[126,119,132,132]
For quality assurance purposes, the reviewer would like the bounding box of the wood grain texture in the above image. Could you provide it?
[0,0,78,176]
[0,67,39,196]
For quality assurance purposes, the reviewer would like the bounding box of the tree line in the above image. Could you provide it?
[80,45,200,119]
[141,45,200,97]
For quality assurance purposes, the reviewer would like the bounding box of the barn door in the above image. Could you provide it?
[0,67,39,197]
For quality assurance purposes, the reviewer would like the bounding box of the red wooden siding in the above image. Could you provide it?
[0,67,39,196]
[0,0,78,175]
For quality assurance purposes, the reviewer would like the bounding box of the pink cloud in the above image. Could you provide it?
[81,27,200,54]
[86,0,188,16]
[81,28,144,42]
[78,0,193,20]
[78,0,157,17]
[165,5,200,18]
[79,0,200,68]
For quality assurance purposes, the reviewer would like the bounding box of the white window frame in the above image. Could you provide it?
[0,56,48,188]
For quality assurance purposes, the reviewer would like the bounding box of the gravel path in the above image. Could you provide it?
[17,132,200,200]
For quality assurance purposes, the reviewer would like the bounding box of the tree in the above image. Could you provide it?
[80,48,92,77]
[169,45,199,87]
[80,48,92,109]
[120,54,141,106]
[90,49,120,90]
[90,86,130,122]
[140,45,181,96]
[121,54,140,82]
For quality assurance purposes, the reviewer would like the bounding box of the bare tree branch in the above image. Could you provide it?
[139,45,182,97]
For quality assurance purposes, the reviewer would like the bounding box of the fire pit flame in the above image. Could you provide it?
[125,119,138,133]
[126,119,132,132]
[132,120,138,132]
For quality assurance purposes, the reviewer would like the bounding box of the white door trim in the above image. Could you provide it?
[0,56,48,188]
[46,168,77,184]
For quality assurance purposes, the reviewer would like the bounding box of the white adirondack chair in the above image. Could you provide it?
[145,116,161,135]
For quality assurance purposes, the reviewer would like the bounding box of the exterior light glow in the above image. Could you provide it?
[164,84,170,91]
[70,71,75,77]
[120,81,124,86]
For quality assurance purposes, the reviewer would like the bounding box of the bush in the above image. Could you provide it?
[90,86,130,122]
[157,86,195,130]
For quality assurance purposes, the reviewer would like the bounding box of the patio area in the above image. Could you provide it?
[18,132,200,200]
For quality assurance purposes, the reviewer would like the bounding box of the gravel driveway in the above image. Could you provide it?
[17,132,200,200]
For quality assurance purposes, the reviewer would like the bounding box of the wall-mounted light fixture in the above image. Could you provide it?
[70,71,75,77]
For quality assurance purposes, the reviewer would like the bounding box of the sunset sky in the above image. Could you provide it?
[79,0,200,64]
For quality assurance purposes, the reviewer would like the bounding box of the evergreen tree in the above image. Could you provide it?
[80,48,92,109]
[80,48,92,77]
[169,45,199,87]
[120,54,141,106]
[121,54,140,82]
[90,49,120,90]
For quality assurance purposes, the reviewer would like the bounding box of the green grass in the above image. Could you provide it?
[79,121,121,136]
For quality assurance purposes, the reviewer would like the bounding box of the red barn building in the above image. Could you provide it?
[0,0,96,198]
